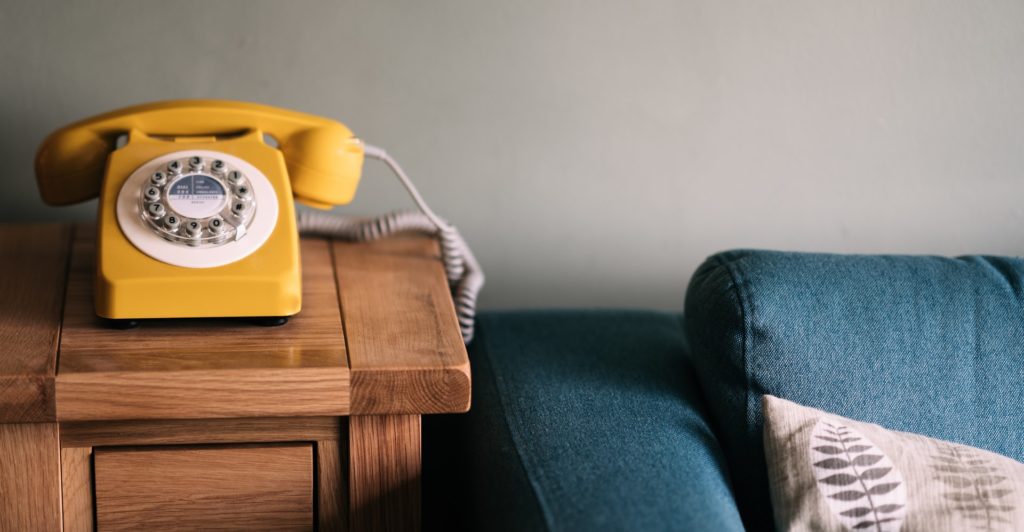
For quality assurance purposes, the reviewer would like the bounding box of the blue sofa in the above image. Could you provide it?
[425,250,1024,531]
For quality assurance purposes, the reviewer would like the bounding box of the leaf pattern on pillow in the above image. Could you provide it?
[811,419,907,531]
[932,443,1016,531]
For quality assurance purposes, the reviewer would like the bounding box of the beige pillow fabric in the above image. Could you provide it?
[763,395,1024,531]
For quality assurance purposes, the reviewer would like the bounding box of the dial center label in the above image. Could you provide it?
[166,174,227,218]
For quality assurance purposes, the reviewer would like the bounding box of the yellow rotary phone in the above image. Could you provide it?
[35,100,367,325]
[36,99,484,338]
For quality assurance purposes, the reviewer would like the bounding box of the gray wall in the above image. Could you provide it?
[3,1,1023,309]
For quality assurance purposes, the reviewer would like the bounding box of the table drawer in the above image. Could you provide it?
[94,443,313,531]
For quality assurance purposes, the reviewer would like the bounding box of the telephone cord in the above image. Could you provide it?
[296,144,484,343]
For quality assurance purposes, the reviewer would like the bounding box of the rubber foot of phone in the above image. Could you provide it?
[252,316,289,327]
[103,318,140,329]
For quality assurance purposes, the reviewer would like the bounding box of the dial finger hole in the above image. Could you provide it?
[184,220,203,237]
[208,217,225,234]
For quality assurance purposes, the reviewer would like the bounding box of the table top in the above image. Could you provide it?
[0,223,470,423]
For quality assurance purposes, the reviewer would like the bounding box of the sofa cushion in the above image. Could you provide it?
[684,251,1024,530]
[427,310,744,531]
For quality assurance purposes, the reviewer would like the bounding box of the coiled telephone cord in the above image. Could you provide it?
[296,144,484,343]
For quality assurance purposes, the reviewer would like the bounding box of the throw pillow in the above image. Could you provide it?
[763,395,1024,531]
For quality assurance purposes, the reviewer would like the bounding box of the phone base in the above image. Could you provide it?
[94,129,302,322]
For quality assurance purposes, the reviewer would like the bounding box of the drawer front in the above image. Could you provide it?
[94,443,313,531]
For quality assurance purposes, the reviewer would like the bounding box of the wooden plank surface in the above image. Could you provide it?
[10,224,473,420]
[333,238,470,414]
[57,230,349,420]
[60,416,341,448]
[0,423,62,531]
[94,443,314,531]
[58,368,348,421]
[61,446,94,532]
[349,415,421,532]
[0,224,71,422]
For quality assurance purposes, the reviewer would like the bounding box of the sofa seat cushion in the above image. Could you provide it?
[684,251,1024,530]
[427,310,744,531]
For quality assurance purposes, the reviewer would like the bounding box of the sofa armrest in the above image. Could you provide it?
[685,250,1024,530]
[425,310,744,531]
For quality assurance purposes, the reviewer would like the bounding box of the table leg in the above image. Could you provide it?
[348,415,421,532]
[0,423,62,531]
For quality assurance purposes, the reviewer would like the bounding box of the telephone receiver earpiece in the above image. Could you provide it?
[35,99,364,208]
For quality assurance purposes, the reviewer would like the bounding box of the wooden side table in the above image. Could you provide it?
[0,223,470,531]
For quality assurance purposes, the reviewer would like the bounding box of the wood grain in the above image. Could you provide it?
[60,416,342,448]
[94,443,314,531]
[0,224,72,422]
[349,415,421,532]
[58,368,348,421]
[57,233,350,421]
[318,439,347,531]
[333,238,470,414]
[61,446,94,532]
[0,423,62,531]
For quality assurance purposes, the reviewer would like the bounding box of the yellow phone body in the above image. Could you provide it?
[35,100,365,320]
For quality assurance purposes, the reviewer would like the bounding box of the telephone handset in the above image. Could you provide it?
[36,99,483,339]
[37,99,364,209]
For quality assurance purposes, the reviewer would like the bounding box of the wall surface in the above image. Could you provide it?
[3,1,1023,309]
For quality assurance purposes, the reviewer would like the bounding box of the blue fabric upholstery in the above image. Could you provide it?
[684,251,1024,530]
[428,310,744,531]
